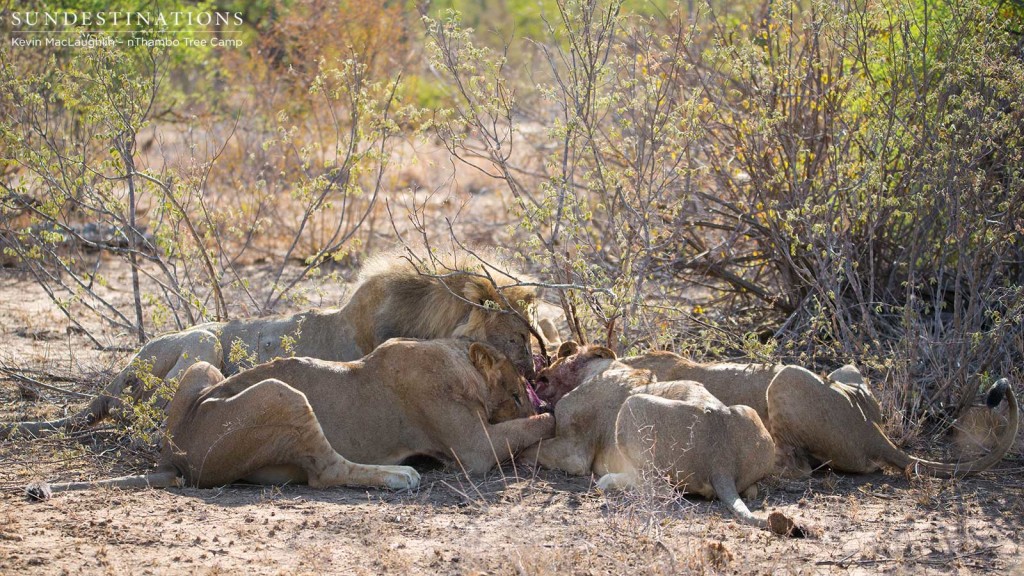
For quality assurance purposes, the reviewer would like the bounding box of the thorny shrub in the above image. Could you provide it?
[425,0,1023,424]
[0,1,411,344]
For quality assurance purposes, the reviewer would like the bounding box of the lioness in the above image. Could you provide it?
[32,338,555,495]
[952,384,1016,458]
[620,350,1019,477]
[524,343,799,535]
[619,351,781,424]
[767,366,1018,476]
[2,253,541,439]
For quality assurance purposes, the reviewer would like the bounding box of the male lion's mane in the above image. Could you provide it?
[356,252,537,345]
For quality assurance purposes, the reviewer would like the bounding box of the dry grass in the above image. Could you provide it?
[2,413,1023,574]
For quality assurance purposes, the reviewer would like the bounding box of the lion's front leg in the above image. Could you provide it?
[452,413,556,474]
[312,460,420,490]
[518,434,595,477]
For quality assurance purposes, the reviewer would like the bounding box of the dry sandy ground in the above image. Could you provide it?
[2,264,1024,575]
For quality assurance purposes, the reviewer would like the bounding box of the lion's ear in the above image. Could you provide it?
[462,277,499,306]
[828,364,864,386]
[506,285,537,305]
[587,346,617,360]
[469,342,498,372]
[556,341,579,358]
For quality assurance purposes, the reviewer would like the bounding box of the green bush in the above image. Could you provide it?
[427,0,1023,419]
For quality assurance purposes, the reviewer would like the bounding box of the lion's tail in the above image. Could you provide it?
[0,417,72,441]
[710,473,805,537]
[0,394,116,441]
[885,379,1019,477]
[710,472,763,527]
[26,467,183,500]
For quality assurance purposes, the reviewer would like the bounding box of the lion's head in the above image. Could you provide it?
[533,341,616,405]
[450,274,537,380]
[468,342,537,422]
[352,253,539,379]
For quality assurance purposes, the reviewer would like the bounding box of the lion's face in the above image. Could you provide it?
[465,311,537,381]
[533,342,615,405]
[488,352,538,423]
[469,342,537,422]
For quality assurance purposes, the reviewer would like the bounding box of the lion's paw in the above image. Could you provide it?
[382,466,420,490]
[596,472,634,491]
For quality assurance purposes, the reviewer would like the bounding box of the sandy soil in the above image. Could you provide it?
[2,263,1023,575]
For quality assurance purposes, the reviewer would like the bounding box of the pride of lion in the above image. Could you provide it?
[3,250,1018,538]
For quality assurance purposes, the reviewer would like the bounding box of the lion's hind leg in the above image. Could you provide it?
[173,377,419,490]
[1,329,227,441]
[109,329,225,421]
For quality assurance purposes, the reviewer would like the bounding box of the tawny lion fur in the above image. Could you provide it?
[36,339,555,494]
[524,343,794,534]
[766,366,1017,477]
[952,403,1015,459]
[2,253,540,440]
[620,350,1019,477]
[620,351,782,424]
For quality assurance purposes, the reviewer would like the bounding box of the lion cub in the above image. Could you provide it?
[527,343,800,535]
[620,351,781,425]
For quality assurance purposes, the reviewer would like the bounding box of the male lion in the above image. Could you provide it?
[620,350,1019,477]
[2,252,540,439]
[31,338,554,495]
[524,343,801,535]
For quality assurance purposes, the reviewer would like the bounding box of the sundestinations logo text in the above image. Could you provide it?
[4,10,246,49]
[4,11,244,28]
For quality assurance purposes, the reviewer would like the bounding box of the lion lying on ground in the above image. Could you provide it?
[619,350,1018,477]
[766,366,1018,476]
[952,384,1017,458]
[524,343,803,536]
[619,352,781,425]
[2,252,542,440]
[31,338,554,495]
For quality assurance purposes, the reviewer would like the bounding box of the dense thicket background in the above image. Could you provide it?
[1,0,1021,429]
